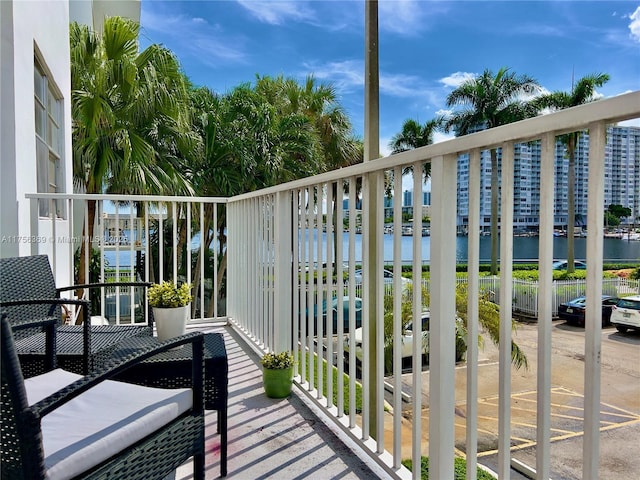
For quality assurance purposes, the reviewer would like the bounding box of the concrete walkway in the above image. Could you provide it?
[175,323,385,480]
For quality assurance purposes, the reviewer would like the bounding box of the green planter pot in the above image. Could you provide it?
[262,366,294,398]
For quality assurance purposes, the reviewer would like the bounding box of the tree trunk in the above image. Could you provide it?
[207,250,227,318]
[75,199,97,324]
[490,148,499,276]
[175,204,188,276]
[567,135,577,274]
[191,203,214,317]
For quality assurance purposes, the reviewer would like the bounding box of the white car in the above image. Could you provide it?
[344,312,430,366]
[610,295,640,333]
[351,269,413,288]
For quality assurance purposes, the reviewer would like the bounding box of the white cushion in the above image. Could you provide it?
[24,369,193,480]
[25,369,83,405]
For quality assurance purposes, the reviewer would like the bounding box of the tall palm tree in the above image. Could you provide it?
[444,68,542,275]
[533,73,610,273]
[254,75,362,274]
[389,117,441,193]
[71,17,194,288]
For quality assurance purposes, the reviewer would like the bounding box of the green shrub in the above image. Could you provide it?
[402,456,496,479]
[148,281,192,308]
[261,351,295,369]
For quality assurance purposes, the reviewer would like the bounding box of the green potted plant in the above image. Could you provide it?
[148,281,192,342]
[260,351,295,398]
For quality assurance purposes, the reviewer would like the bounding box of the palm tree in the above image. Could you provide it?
[533,73,610,273]
[388,117,441,204]
[444,67,542,275]
[254,75,362,274]
[71,17,195,290]
[382,283,528,374]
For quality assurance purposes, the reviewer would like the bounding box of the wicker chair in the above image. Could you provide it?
[0,255,153,376]
[0,315,205,480]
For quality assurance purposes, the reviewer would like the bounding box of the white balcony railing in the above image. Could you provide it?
[226,91,640,479]
[25,91,640,479]
[25,193,227,324]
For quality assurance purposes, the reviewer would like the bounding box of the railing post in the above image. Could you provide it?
[429,154,457,479]
[584,121,606,479]
[537,132,556,479]
[498,142,515,477]
[274,191,293,354]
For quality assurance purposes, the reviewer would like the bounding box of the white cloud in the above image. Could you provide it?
[303,60,364,92]
[379,137,392,157]
[628,6,640,42]
[380,73,435,103]
[618,117,640,128]
[379,0,425,35]
[432,131,455,144]
[141,9,247,64]
[378,0,449,36]
[439,72,476,88]
[305,60,442,106]
[236,0,316,25]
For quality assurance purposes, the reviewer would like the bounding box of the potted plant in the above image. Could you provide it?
[260,351,295,398]
[148,281,192,342]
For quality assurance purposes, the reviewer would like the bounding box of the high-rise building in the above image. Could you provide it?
[403,190,413,207]
[455,126,640,232]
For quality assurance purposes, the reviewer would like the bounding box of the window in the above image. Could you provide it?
[34,57,64,218]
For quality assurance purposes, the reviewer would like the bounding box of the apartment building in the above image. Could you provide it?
[456,125,640,233]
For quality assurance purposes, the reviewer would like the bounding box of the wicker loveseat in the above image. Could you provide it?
[0,315,205,479]
[0,255,152,375]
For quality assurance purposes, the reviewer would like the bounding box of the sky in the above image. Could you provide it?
[139,0,640,158]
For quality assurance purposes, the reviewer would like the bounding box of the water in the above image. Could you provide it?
[304,232,640,264]
[103,231,640,268]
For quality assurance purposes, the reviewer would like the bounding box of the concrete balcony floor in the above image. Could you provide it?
[175,323,385,480]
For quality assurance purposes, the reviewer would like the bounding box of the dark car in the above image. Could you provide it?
[558,295,618,327]
[301,296,362,336]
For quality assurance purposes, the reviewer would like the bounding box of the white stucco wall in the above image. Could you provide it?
[70,0,140,33]
[0,0,73,284]
[1,0,140,284]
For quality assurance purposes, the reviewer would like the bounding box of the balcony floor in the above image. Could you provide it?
[175,323,384,480]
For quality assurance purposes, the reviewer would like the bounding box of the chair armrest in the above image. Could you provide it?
[1,298,91,373]
[0,315,58,371]
[5,315,58,333]
[57,282,154,329]
[57,281,152,292]
[32,332,205,418]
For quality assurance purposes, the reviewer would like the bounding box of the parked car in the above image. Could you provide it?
[552,259,587,270]
[350,269,412,288]
[557,295,618,327]
[344,311,465,372]
[610,295,640,333]
[301,296,362,336]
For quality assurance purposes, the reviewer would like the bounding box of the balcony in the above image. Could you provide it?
[24,91,640,479]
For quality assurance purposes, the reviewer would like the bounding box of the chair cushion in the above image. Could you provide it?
[25,368,83,404]
[24,369,193,480]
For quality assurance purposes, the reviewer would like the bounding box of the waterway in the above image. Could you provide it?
[304,232,640,264]
[104,232,640,268]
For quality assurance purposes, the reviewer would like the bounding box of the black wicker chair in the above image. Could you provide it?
[0,315,205,480]
[0,255,153,376]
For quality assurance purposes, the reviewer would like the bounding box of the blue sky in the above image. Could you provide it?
[139,1,640,156]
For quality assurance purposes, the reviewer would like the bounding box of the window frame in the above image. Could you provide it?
[34,53,65,219]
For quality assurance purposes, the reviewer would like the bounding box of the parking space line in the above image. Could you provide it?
[458,386,640,458]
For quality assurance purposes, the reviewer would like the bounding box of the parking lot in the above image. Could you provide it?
[395,319,640,479]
